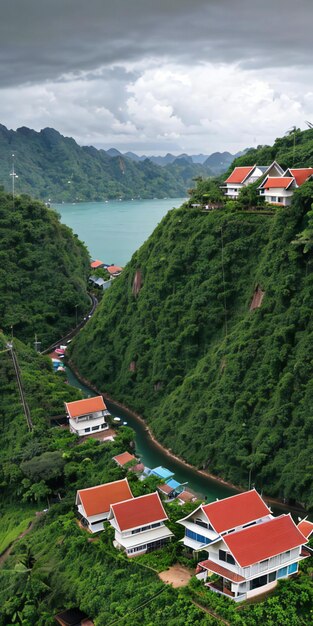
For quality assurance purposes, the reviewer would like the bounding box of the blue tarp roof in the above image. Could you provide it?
[150,466,174,480]
[166,479,181,490]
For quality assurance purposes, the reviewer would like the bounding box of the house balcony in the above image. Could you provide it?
[206,580,246,602]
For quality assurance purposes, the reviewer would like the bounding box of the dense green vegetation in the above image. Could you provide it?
[0,127,312,624]
[0,189,90,346]
[69,178,313,510]
[231,127,313,172]
[0,124,213,202]
[0,339,312,626]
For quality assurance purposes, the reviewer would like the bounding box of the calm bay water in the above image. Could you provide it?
[53,198,184,266]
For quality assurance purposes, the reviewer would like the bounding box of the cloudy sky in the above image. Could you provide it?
[0,0,312,154]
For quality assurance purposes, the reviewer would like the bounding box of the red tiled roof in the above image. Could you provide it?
[198,559,245,583]
[107,265,123,274]
[261,176,294,189]
[178,490,197,503]
[224,166,255,184]
[224,514,307,567]
[289,168,313,187]
[158,483,173,494]
[78,478,133,517]
[113,451,136,466]
[90,259,104,268]
[111,492,168,531]
[65,396,107,418]
[297,519,313,539]
[202,490,271,534]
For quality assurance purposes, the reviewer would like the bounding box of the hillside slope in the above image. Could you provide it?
[69,183,313,509]
[0,190,90,346]
[0,124,212,202]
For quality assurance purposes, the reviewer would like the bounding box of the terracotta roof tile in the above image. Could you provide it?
[107,265,123,274]
[297,519,313,539]
[224,166,255,184]
[289,168,313,186]
[78,479,133,517]
[65,396,107,418]
[261,176,294,189]
[113,452,136,466]
[198,559,245,582]
[90,260,104,268]
[202,490,271,534]
[224,514,307,567]
[111,492,168,531]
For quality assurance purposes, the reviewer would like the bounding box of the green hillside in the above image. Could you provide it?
[0,124,212,202]
[229,127,313,172]
[69,179,313,510]
[0,189,90,346]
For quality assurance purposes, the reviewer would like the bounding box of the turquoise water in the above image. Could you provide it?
[53,198,184,266]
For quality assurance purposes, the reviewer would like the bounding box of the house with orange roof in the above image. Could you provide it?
[222,162,283,199]
[76,478,133,533]
[90,259,105,269]
[65,396,110,437]
[108,491,173,556]
[113,451,136,467]
[258,167,313,206]
[107,264,123,277]
[178,490,309,601]
[297,518,313,540]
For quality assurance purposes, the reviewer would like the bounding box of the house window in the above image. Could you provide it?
[195,518,213,530]
[219,550,235,565]
[85,427,91,433]
[127,544,146,554]
[270,196,277,202]
[260,559,269,571]
[186,529,208,544]
[277,567,288,579]
[250,574,267,590]
[288,563,298,575]
[278,197,283,203]
[92,425,99,431]
[101,423,107,429]
[269,571,276,583]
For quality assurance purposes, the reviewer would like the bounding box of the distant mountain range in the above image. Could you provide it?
[0,124,248,202]
[106,147,248,172]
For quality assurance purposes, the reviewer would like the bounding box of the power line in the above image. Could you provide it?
[7,343,33,431]
[106,587,166,625]
[220,225,228,338]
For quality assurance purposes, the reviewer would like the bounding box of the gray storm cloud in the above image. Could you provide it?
[0,0,312,153]
[1,0,312,86]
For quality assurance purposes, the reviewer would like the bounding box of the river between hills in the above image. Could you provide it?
[66,365,235,503]
[57,197,303,514]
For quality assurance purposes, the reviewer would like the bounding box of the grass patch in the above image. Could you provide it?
[0,505,37,554]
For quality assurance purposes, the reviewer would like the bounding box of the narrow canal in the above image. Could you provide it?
[66,366,235,503]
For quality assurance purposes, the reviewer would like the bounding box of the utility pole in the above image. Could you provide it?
[10,154,18,207]
[34,333,41,353]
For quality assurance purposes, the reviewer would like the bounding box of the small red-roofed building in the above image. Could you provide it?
[179,490,309,601]
[76,478,133,533]
[297,518,313,539]
[90,259,105,269]
[113,451,136,467]
[65,396,110,437]
[107,265,123,277]
[223,162,283,199]
[108,492,173,556]
[259,167,313,205]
